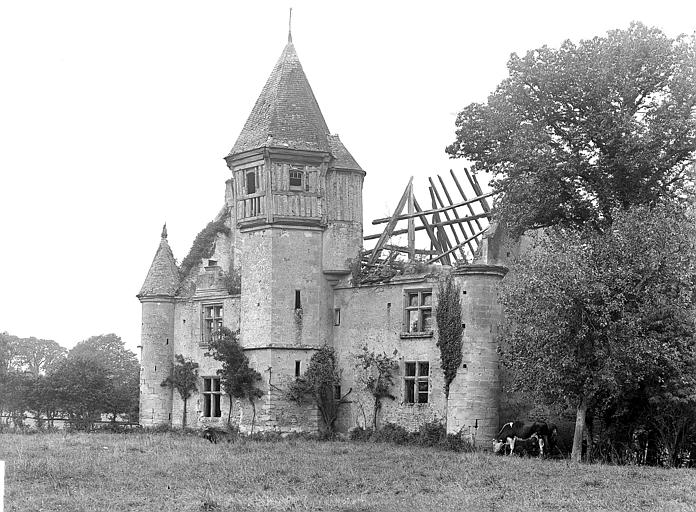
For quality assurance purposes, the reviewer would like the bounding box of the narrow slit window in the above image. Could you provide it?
[295,360,301,377]
[334,308,341,326]
[295,290,302,310]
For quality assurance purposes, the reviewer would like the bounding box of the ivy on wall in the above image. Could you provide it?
[178,218,231,280]
[435,274,464,398]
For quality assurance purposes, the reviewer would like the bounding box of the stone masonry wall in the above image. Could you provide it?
[332,275,447,433]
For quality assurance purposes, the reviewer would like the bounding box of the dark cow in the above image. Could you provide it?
[493,421,557,457]
[202,426,236,444]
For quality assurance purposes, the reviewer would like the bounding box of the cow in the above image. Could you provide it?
[493,421,557,457]
[202,426,236,444]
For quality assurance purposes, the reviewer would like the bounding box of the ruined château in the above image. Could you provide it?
[138,31,510,441]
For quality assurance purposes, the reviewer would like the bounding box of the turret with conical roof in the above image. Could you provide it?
[138,224,177,427]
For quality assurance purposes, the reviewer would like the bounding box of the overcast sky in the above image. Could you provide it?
[1,1,694,355]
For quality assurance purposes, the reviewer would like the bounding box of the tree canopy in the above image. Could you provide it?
[446,22,696,234]
[499,205,696,462]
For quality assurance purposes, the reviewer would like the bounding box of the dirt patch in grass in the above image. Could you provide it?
[1,432,695,511]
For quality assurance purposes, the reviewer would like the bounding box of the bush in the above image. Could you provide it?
[373,423,410,445]
[349,426,374,442]
[417,420,446,447]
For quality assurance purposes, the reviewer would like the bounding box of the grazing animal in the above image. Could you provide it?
[492,421,557,457]
[202,426,235,444]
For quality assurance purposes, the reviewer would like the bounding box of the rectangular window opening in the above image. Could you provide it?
[404,360,430,404]
[404,289,433,333]
[202,377,222,418]
[202,304,223,343]
[334,385,342,400]
[246,171,256,194]
[295,360,301,377]
[289,168,304,189]
[334,308,341,326]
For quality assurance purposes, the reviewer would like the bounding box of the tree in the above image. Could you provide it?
[354,346,398,430]
[498,205,696,462]
[446,23,696,234]
[205,327,263,431]
[288,346,349,434]
[435,274,464,399]
[50,356,110,430]
[161,354,199,427]
[71,334,139,422]
[14,337,66,378]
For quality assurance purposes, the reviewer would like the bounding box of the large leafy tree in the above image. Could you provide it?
[499,205,696,462]
[49,356,111,430]
[446,22,696,234]
[161,354,199,427]
[71,334,139,422]
[14,337,66,378]
[205,327,263,431]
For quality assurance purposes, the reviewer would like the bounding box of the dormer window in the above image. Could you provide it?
[289,168,303,190]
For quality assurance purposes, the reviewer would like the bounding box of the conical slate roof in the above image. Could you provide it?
[328,134,363,172]
[138,226,180,297]
[228,41,331,156]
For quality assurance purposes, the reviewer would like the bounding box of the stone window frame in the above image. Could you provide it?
[201,376,222,418]
[402,288,433,335]
[404,361,430,404]
[245,169,258,194]
[201,303,223,345]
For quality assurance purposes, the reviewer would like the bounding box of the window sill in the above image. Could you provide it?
[400,331,434,339]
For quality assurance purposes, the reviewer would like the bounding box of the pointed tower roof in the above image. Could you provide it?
[138,225,180,298]
[228,41,331,157]
[328,134,363,172]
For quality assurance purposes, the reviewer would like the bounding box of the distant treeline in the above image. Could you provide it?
[0,332,139,429]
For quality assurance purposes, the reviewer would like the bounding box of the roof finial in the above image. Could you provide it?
[161,223,168,239]
[288,7,293,43]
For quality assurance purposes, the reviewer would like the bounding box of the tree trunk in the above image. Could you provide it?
[182,398,187,428]
[227,396,233,427]
[250,399,256,436]
[372,396,379,430]
[571,396,587,463]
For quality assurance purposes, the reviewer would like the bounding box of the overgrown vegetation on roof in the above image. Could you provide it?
[178,218,231,280]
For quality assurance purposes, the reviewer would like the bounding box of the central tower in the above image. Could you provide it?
[224,31,364,430]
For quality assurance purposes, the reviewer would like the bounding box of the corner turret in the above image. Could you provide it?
[138,224,178,427]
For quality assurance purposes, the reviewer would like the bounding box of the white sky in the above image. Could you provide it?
[1,1,694,355]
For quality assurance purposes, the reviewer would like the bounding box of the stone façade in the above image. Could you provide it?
[138,35,509,441]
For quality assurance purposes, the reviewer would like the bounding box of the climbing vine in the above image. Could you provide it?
[178,217,231,279]
[354,345,399,429]
[435,274,464,398]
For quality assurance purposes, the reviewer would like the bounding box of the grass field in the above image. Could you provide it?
[1,431,695,511]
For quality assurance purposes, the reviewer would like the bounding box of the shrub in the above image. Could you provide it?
[349,426,374,442]
[417,420,447,447]
[373,422,410,445]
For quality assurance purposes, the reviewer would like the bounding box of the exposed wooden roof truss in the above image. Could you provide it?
[363,168,494,268]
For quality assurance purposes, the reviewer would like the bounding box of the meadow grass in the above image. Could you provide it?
[1,431,695,511]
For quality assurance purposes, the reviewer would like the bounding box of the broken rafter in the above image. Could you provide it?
[426,227,487,264]
[371,191,496,225]
[367,177,412,265]
[429,177,470,260]
[383,244,438,255]
[364,211,491,241]
[449,169,484,247]
[464,168,492,213]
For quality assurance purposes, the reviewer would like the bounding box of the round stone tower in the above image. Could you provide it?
[137,225,180,427]
[446,264,507,442]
